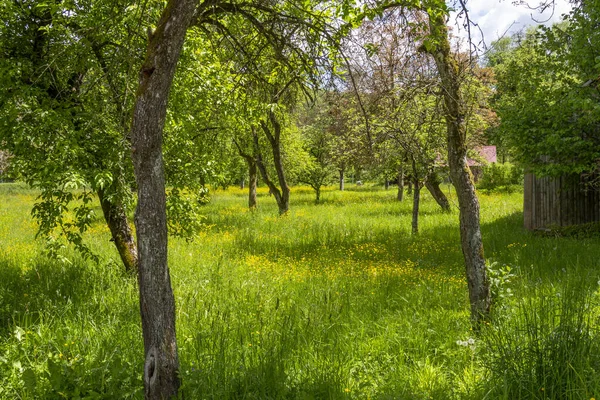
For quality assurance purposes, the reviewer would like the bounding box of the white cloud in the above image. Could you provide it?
[450,0,573,49]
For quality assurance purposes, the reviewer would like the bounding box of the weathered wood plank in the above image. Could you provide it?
[524,172,600,230]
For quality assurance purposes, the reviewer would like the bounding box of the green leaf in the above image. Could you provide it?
[22,368,37,392]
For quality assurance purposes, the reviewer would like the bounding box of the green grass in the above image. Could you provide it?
[0,182,599,399]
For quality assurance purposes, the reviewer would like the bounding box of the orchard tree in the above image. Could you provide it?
[344,8,452,222]
[0,0,162,272]
[345,0,493,322]
[492,11,600,179]
[129,0,342,395]
[326,92,371,190]
[296,96,338,202]
[423,1,491,323]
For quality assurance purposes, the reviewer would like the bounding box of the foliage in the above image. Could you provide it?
[491,9,600,178]
[0,0,154,256]
[477,162,524,192]
[295,96,338,200]
[534,221,600,239]
[486,261,516,308]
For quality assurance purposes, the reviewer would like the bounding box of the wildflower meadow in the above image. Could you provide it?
[1,183,599,399]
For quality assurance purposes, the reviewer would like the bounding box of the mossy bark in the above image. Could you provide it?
[97,189,137,273]
[425,172,451,212]
[426,11,490,325]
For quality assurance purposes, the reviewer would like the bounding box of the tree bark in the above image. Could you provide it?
[425,172,451,212]
[248,161,258,209]
[411,176,420,235]
[97,189,138,273]
[259,111,290,215]
[411,157,420,235]
[397,165,404,201]
[130,0,195,397]
[240,178,245,189]
[426,12,490,325]
[234,139,258,210]
[385,178,390,190]
[339,168,345,191]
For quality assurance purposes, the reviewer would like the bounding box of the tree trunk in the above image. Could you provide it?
[385,179,390,190]
[411,157,420,235]
[240,178,245,189]
[315,186,321,203]
[129,0,195,397]
[248,160,258,209]
[339,168,345,191]
[253,129,285,213]
[233,140,258,210]
[97,189,138,273]
[397,165,404,201]
[425,172,451,212]
[407,180,413,195]
[259,112,290,215]
[426,12,490,325]
[411,176,420,235]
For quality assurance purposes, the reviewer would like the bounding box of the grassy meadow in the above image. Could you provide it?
[1,182,599,399]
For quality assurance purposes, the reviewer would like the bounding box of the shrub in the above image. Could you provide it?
[478,162,523,191]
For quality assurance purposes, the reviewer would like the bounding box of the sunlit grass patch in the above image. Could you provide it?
[1,183,599,399]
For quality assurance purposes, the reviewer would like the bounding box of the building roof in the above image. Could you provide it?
[467,146,497,167]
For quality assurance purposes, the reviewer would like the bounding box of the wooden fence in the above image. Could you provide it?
[523,173,600,230]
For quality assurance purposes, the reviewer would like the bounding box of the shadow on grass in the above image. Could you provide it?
[0,255,137,337]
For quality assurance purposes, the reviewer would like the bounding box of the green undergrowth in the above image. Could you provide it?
[534,221,600,239]
[0,182,599,399]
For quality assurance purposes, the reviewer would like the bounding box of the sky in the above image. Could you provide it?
[450,0,574,49]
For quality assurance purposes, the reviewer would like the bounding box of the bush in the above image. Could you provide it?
[478,162,523,191]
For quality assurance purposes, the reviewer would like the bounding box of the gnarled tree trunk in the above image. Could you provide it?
[253,129,286,214]
[97,189,137,273]
[426,12,490,325]
[425,172,451,212]
[130,0,196,397]
[258,111,290,215]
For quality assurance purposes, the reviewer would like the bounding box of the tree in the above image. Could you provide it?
[0,0,158,272]
[129,0,197,396]
[129,0,342,395]
[492,12,600,180]
[343,8,452,225]
[327,92,371,190]
[296,97,338,202]
[423,3,491,324]
[257,106,293,215]
[345,0,494,325]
